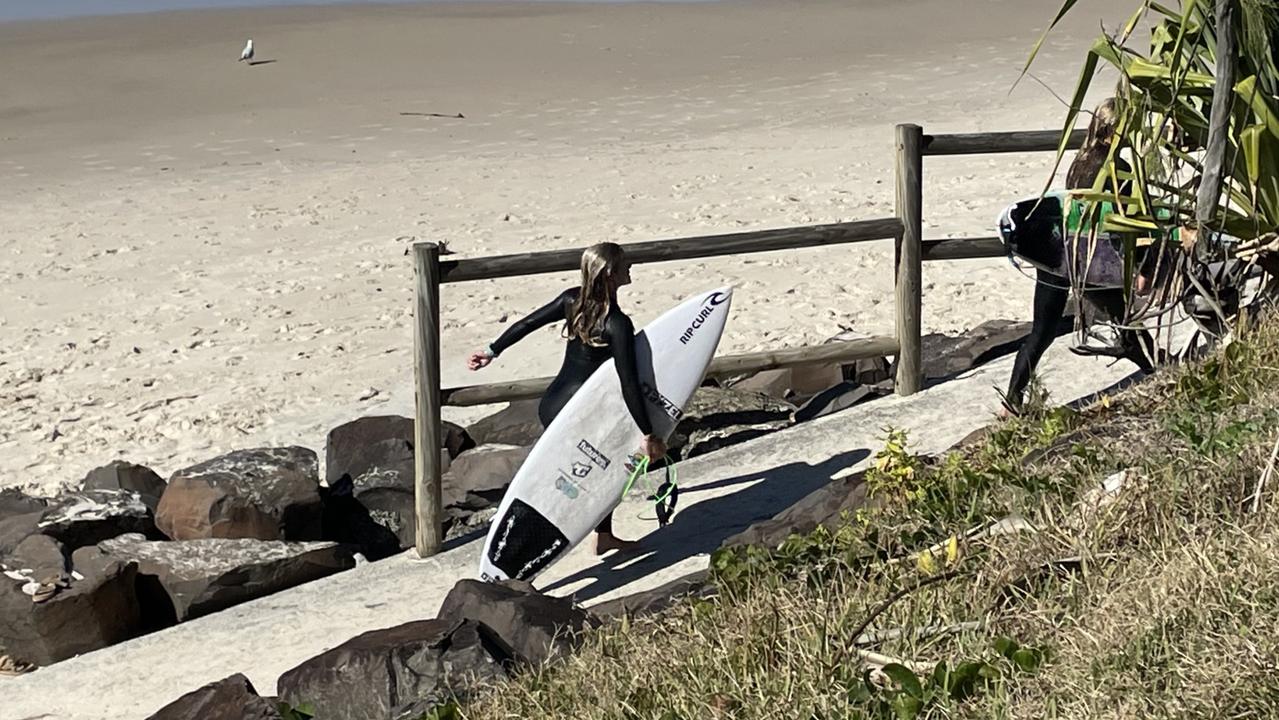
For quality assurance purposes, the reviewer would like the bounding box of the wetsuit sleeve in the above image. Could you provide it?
[604,312,655,436]
[489,290,571,356]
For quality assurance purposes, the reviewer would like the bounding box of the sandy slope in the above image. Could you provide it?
[0,0,1126,493]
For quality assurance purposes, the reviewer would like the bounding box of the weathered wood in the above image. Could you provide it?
[895,124,924,396]
[412,243,444,558]
[438,218,902,284]
[441,335,900,407]
[921,236,1006,261]
[1195,0,1235,231]
[921,129,1087,156]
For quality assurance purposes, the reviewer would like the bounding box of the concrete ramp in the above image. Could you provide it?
[6,341,1147,720]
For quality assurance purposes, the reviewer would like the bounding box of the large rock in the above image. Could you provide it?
[0,553,140,666]
[145,673,282,720]
[0,512,43,558]
[437,579,597,667]
[277,618,505,720]
[91,533,355,621]
[322,416,472,552]
[670,387,796,460]
[720,469,872,551]
[590,570,715,622]
[465,399,544,447]
[37,489,158,550]
[793,383,886,423]
[0,488,47,521]
[3,534,67,578]
[442,445,530,511]
[83,461,167,507]
[917,319,1052,384]
[323,415,472,487]
[157,447,323,541]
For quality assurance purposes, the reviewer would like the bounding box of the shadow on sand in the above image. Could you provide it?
[539,447,871,603]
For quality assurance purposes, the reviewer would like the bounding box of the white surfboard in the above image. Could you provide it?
[478,287,733,582]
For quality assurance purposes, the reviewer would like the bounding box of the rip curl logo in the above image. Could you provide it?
[570,461,591,478]
[679,291,729,345]
[642,381,683,421]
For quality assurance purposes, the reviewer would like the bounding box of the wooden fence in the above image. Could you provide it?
[408,125,1087,557]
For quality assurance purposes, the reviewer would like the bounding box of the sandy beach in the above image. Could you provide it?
[0,0,1125,495]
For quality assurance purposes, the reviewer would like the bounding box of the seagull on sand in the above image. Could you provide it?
[239,39,254,63]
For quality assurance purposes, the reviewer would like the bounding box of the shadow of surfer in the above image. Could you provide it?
[537,448,871,604]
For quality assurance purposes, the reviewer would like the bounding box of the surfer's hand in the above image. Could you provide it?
[641,435,667,460]
[467,351,493,371]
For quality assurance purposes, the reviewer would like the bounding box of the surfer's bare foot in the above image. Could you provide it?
[594,532,641,555]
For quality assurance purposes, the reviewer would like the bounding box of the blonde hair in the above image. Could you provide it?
[1067,97,1121,189]
[566,242,627,346]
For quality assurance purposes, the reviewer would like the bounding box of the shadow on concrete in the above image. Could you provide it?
[538,447,871,603]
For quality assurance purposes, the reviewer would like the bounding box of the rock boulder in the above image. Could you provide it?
[83,461,167,508]
[720,469,872,551]
[437,579,597,667]
[91,533,355,621]
[670,387,796,460]
[277,618,505,720]
[144,673,282,720]
[37,489,158,550]
[0,553,140,666]
[465,399,544,447]
[0,488,47,521]
[157,447,322,541]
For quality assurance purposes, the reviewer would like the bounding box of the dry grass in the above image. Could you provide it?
[457,316,1279,720]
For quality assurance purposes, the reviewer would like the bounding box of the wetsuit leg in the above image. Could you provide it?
[1007,270,1070,410]
[1086,288,1157,373]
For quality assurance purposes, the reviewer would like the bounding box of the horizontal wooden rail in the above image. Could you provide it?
[921,129,1086,157]
[441,335,900,407]
[921,236,1006,261]
[439,218,902,284]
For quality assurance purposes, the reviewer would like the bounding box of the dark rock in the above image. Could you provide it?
[947,425,995,453]
[0,553,140,666]
[720,469,871,551]
[590,570,714,622]
[788,362,845,397]
[83,461,167,508]
[437,579,598,667]
[277,618,505,720]
[465,399,544,447]
[91,533,355,621]
[793,383,887,423]
[0,512,42,557]
[918,319,1035,383]
[670,387,796,460]
[823,329,895,386]
[441,445,530,511]
[157,447,322,541]
[319,474,402,561]
[322,416,471,552]
[37,489,158,550]
[144,673,282,720]
[0,488,47,521]
[2,534,67,578]
[323,415,472,487]
[728,368,793,401]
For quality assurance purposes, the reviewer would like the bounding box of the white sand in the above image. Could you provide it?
[0,0,1126,494]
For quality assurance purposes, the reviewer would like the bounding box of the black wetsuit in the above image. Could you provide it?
[1006,159,1157,410]
[489,287,654,535]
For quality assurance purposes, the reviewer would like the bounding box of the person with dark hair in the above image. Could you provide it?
[467,242,664,554]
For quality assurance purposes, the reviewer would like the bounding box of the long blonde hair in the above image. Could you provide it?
[1067,97,1121,189]
[566,242,627,346]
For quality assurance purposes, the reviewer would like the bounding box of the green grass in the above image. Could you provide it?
[455,315,1279,720]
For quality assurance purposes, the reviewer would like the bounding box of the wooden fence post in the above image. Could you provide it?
[894,124,924,395]
[412,242,444,558]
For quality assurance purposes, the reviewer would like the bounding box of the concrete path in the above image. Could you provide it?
[6,342,1149,720]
